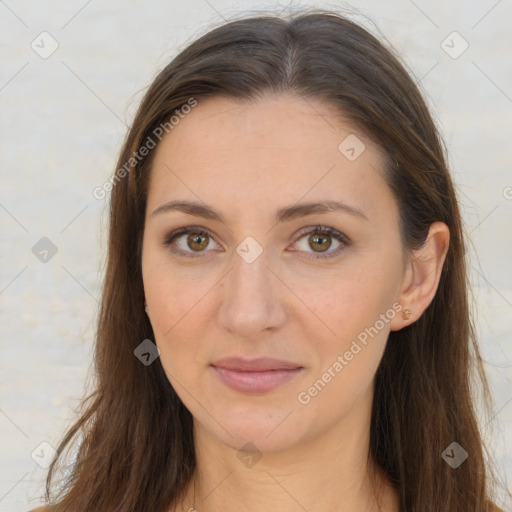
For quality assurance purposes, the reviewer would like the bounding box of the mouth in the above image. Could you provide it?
[211,357,304,393]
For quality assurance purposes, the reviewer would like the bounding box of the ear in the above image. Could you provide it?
[390,221,450,331]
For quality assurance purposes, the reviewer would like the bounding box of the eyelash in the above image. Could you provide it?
[163,224,351,260]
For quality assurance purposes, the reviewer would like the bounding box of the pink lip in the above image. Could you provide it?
[212,357,303,371]
[211,357,304,393]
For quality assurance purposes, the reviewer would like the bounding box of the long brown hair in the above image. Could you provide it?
[40,9,506,512]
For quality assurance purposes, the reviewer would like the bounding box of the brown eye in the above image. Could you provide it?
[308,233,332,252]
[186,232,209,251]
[292,225,350,260]
[164,226,218,257]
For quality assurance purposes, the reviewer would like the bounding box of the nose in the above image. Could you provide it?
[217,249,287,339]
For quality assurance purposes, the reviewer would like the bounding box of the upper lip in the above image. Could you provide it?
[212,357,303,371]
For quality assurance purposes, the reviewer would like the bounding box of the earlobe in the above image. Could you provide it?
[390,221,450,331]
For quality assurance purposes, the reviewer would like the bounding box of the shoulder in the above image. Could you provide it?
[28,507,48,512]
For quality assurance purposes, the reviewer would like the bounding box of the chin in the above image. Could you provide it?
[193,403,311,454]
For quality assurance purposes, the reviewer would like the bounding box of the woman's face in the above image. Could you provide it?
[141,93,407,453]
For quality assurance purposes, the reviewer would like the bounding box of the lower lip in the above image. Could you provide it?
[212,366,304,393]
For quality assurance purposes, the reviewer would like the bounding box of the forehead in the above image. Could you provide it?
[146,93,395,223]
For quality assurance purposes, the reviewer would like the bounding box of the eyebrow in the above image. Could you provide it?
[151,199,368,223]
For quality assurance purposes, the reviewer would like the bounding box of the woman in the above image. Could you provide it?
[30,9,507,512]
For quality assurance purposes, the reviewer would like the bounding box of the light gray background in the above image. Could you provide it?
[1,1,511,511]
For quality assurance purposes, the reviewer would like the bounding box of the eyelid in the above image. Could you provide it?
[293,224,350,247]
[163,224,350,259]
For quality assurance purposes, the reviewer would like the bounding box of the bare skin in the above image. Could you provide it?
[141,93,449,512]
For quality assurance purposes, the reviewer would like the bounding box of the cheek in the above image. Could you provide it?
[297,259,396,341]
[143,253,214,336]
[150,289,205,344]
[293,254,399,390]
[142,260,218,388]
[296,278,392,416]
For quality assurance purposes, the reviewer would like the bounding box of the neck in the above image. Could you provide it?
[172,390,399,512]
